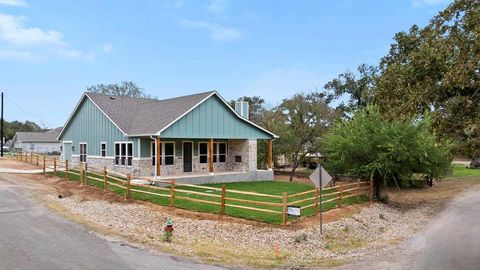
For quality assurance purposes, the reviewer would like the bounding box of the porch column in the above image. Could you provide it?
[209,138,214,174]
[156,137,161,177]
[267,140,273,170]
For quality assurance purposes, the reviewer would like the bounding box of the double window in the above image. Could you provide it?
[203,142,227,164]
[151,141,175,166]
[79,143,87,162]
[115,142,133,166]
[101,143,107,157]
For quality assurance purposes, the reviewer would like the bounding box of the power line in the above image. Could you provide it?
[5,95,52,128]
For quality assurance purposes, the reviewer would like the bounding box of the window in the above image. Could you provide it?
[218,143,226,163]
[79,143,87,162]
[199,143,208,164]
[212,142,227,164]
[151,142,157,166]
[114,142,133,166]
[127,143,133,166]
[101,143,106,157]
[115,143,120,165]
[151,141,174,166]
[164,143,174,165]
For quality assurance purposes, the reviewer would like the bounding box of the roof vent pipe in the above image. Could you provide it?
[234,100,249,120]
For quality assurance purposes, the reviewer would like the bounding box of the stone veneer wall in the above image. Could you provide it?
[70,138,259,177]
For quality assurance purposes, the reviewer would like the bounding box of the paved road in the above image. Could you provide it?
[0,173,230,270]
[328,187,480,270]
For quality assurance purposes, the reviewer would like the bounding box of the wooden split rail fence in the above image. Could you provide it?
[14,151,373,226]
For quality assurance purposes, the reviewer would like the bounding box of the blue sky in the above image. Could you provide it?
[1,0,451,128]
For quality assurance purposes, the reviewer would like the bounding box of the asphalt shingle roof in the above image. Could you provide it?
[15,127,62,142]
[85,91,215,135]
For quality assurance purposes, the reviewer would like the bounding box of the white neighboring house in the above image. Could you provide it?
[12,128,62,154]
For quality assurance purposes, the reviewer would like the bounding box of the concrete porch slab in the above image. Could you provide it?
[150,170,274,185]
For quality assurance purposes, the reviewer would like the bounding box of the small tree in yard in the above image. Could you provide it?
[323,106,452,201]
[276,92,341,181]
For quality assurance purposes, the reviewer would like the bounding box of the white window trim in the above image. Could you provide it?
[214,142,227,164]
[79,142,87,163]
[100,142,107,157]
[151,140,176,167]
[198,141,209,164]
[114,141,134,167]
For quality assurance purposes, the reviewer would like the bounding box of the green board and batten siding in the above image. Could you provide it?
[59,97,137,157]
[160,95,272,140]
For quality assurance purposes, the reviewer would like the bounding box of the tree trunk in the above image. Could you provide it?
[289,161,299,182]
[373,174,384,201]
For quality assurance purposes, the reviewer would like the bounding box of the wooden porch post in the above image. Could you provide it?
[156,137,161,177]
[209,138,214,174]
[267,140,273,170]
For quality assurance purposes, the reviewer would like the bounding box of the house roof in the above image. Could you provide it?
[85,91,215,135]
[14,127,62,142]
[59,91,278,139]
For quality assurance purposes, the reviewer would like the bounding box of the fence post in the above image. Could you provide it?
[30,152,33,164]
[79,162,83,184]
[84,163,88,185]
[36,155,39,166]
[338,182,343,208]
[43,156,46,176]
[220,185,226,215]
[370,179,374,205]
[125,173,131,200]
[65,160,69,180]
[357,180,360,203]
[170,179,175,207]
[103,166,107,190]
[314,187,319,213]
[53,158,57,176]
[282,192,287,226]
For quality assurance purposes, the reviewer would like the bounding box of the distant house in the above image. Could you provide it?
[13,128,62,154]
[57,91,278,183]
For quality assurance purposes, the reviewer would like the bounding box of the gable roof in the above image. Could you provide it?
[14,127,62,142]
[59,91,277,139]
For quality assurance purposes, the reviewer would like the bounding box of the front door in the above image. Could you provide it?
[63,142,72,162]
[183,142,193,172]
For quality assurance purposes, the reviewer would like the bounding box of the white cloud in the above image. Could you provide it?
[0,0,27,7]
[0,48,40,60]
[204,0,229,15]
[182,19,242,42]
[0,13,107,61]
[0,14,64,47]
[412,0,450,8]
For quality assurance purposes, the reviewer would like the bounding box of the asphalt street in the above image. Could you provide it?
[0,173,229,270]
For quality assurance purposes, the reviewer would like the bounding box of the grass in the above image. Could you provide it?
[49,170,369,225]
[449,164,480,178]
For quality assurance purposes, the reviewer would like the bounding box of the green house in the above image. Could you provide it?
[57,91,277,183]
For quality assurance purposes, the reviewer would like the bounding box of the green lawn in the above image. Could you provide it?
[449,164,480,178]
[49,170,369,224]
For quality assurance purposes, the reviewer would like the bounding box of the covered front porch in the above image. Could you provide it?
[133,137,273,181]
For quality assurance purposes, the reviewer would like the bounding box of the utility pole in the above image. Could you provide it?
[1,92,4,158]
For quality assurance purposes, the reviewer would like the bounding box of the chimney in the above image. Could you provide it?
[235,100,249,120]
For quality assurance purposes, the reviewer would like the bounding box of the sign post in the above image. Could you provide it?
[309,164,332,235]
[319,165,323,234]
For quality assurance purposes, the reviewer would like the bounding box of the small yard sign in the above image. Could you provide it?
[287,205,301,217]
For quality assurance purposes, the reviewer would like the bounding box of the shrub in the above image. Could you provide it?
[323,106,452,200]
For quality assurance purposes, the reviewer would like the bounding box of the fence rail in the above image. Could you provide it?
[13,151,373,226]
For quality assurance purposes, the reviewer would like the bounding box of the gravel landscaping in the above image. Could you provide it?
[45,193,435,268]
